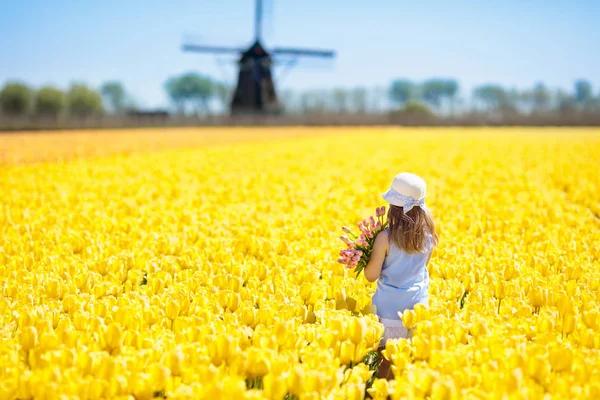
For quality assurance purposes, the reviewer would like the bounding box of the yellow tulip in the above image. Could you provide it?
[526,356,550,384]
[414,303,430,322]
[549,347,573,372]
[104,323,123,350]
[411,336,430,361]
[367,378,391,399]
[18,310,36,328]
[562,312,577,335]
[557,295,575,316]
[469,320,489,338]
[493,280,506,299]
[241,306,257,327]
[506,367,523,392]
[349,318,366,345]
[400,309,418,330]
[582,309,599,330]
[166,299,181,320]
[245,348,271,378]
[263,373,288,399]
[287,365,305,397]
[431,380,456,400]
[19,326,38,352]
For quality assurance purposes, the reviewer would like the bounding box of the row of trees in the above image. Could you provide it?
[0,74,227,118]
[283,79,599,115]
[0,81,133,119]
[1,76,598,118]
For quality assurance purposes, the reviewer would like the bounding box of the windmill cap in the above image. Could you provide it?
[382,172,427,208]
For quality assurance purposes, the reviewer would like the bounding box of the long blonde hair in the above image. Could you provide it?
[387,205,438,253]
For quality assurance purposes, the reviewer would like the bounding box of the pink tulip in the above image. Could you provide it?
[369,216,376,230]
[342,226,352,235]
[339,235,353,247]
[359,223,369,235]
[375,220,382,230]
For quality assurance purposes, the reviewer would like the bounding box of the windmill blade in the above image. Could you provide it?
[182,44,244,54]
[272,47,335,58]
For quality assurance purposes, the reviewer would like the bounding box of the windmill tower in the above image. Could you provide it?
[183,0,335,115]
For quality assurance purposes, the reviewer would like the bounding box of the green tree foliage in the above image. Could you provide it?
[388,80,414,105]
[473,85,512,112]
[100,81,126,113]
[66,83,104,118]
[390,101,436,121]
[531,83,550,112]
[556,89,576,113]
[164,72,215,114]
[402,101,435,117]
[421,79,460,110]
[0,81,32,117]
[574,80,593,108]
[34,86,65,118]
[422,79,447,108]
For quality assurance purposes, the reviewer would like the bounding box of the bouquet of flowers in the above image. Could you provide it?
[337,206,388,277]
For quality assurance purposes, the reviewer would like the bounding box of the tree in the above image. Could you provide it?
[350,87,368,113]
[444,80,459,114]
[574,80,593,108]
[164,72,215,114]
[66,83,103,118]
[473,85,511,112]
[313,90,328,113]
[422,79,448,109]
[100,81,126,114]
[34,86,65,118]
[389,101,436,122]
[388,80,414,106]
[556,89,576,113]
[300,91,312,114]
[531,83,550,112]
[0,81,32,117]
[331,88,348,113]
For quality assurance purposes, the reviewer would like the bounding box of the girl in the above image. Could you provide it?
[363,172,438,378]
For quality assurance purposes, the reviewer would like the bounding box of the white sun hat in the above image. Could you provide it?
[382,172,428,213]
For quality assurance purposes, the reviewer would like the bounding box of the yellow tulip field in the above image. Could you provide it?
[1,127,599,399]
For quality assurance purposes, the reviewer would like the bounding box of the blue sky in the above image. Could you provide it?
[1,0,598,108]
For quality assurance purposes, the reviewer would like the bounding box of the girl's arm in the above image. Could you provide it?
[364,231,389,282]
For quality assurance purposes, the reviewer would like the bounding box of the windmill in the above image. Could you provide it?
[182,0,335,115]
